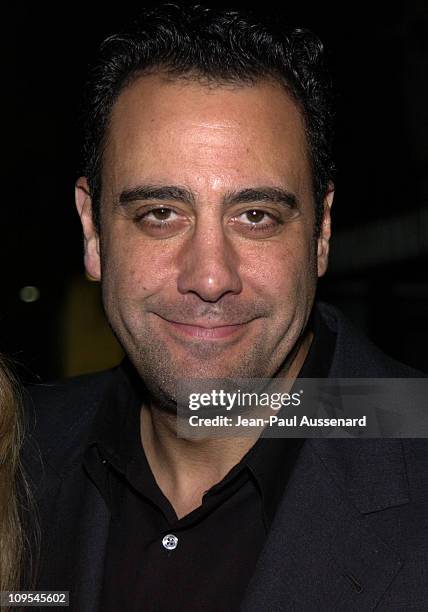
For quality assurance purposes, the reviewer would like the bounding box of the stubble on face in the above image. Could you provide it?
[103,290,310,410]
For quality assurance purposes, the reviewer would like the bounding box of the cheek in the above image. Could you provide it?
[240,234,316,304]
[101,231,176,299]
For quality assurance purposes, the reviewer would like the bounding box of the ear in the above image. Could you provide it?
[317,182,334,278]
[75,176,101,281]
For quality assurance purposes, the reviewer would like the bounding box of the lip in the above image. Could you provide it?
[155,315,249,340]
[169,321,245,339]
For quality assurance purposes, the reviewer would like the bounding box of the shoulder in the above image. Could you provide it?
[26,368,117,418]
[22,367,120,482]
[316,301,425,378]
[25,368,117,436]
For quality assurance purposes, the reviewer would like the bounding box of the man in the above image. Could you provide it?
[25,4,428,611]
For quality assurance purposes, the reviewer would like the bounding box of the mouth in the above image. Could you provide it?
[154,314,251,340]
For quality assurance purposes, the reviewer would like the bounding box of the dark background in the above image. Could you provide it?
[1,1,427,381]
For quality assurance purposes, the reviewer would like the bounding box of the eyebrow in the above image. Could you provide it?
[117,184,298,210]
[118,184,195,206]
[223,187,298,209]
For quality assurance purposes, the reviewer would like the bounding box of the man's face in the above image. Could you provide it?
[76,75,332,406]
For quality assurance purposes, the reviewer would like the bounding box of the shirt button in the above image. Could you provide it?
[162,534,178,551]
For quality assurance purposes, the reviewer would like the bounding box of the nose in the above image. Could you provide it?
[176,224,242,302]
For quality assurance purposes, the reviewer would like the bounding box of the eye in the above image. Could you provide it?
[133,206,190,237]
[229,208,283,237]
[141,207,175,221]
[241,210,272,224]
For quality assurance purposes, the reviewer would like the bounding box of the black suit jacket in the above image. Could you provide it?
[24,302,428,611]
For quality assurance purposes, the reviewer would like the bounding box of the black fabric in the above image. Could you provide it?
[82,304,335,611]
[23,301,428,612]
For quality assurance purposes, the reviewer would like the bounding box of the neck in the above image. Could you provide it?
[140,326,314,519]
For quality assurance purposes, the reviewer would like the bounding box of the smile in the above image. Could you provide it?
[154,314,250,340]
[169,321,245,339]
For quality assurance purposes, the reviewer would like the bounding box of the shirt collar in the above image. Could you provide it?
[85,359,145,471]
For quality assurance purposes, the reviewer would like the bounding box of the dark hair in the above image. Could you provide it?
[81,3,334,235]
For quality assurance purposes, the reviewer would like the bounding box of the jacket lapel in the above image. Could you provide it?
[34,464,110,612]
[241,438,409,611]
[71,475,111,612]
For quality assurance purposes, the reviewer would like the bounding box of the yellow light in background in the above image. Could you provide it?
[61,274,123,377]
[19,286,40,303]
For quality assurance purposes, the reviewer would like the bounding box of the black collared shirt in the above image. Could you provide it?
[83,305,336,612]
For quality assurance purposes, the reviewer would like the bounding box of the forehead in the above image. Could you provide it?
[103,73,311,196]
